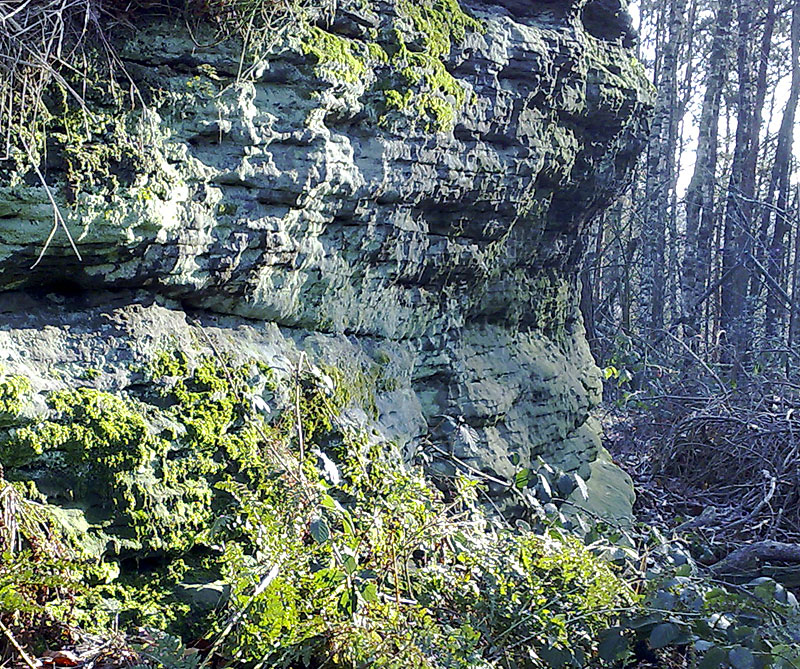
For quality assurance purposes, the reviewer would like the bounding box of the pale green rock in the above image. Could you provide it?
[565,446,637,527]
[0,0,653,554]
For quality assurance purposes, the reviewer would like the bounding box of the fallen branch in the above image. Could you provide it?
[709,540,800,575]
[22,138,82,268]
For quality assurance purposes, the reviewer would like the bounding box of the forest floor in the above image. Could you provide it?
[602,388,800,556]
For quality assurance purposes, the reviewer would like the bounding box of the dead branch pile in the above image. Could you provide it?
[631,389,800,545]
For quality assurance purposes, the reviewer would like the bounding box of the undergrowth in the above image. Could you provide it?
[2,349,800,667]
[0,351,635,668]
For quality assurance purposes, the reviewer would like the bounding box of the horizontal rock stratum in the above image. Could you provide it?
[0,0,652,572]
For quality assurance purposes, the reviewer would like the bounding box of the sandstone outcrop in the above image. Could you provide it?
[0,0,652,574]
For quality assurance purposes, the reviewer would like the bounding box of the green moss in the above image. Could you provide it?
[383,0,483,131]
[366,41,390,64]
[399,0,482,59]
[298,0,481,131]
[217,201,239,216]
[309,360,400,423]
[2,388,207,554]
[302,27,373,84]
[0,374,31,426]
[2,382,221,554]
[72,563,194,636]
[151,349,191,379]
[10,388,155,471]
[47,96,151,196]
[79,367,101,381]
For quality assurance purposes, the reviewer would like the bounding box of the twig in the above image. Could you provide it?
[21,138,82,268]
[295,351,307,471]
[658,328,726,392]
[0,619,38,669]
[198,561,282,669]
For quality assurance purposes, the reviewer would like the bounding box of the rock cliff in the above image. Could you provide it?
[0,0,651,586]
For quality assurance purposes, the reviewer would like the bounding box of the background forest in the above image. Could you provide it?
[583,0,800,549]
[585,0,800,375]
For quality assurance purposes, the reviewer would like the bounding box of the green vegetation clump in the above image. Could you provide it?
[386,0,483,130]
[0,373,31,426]
[302,27,385,84]
[1,387,202,554]
[299,0,482,131]
[49,109,150,196]
[209,436,634,668]
[385,0,482,130]
[0,352,636,666]
[2,351,800,667]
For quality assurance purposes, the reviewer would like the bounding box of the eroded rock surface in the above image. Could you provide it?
[0,0,651,550]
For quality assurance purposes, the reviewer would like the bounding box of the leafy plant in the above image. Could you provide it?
[617,531,800,669]
[169,356,638,668]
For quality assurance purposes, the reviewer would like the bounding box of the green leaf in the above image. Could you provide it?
[770,646,800,669]
[538,646,571,668]
[313,448,340,485]
[652,590,676,610]
[313,567,346,588]
[649,622,680,649]
[320,494,338,511]
[773,583,789,604]
[344,555,357,575]
[338,587,355,616]
[698,646,727,669]
[361,582,378,603]
[514,468,531,489]
[310,517,330,544]
[626,613,662,629]
[536,457,554,474]
[538,472,552,497]
[729,646,755,669]
[597,628,628,663]
[341,511,356,539]
[510,452,521,466]
[617,368,633,385]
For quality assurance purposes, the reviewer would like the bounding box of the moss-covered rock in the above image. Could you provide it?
[0,324,640,663]
[0,373,31,427]
[0,0,653,601]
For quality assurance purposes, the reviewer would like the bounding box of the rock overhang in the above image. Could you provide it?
[0,0,652,532]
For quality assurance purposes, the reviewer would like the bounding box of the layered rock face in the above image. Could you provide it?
[0,0,652,555]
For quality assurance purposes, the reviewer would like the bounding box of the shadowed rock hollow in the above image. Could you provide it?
[0,0,652,565]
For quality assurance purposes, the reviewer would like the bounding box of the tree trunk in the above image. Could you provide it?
[788,186,800,365]
[763,0,800,341]
[641,0,687,335]
[681,0,732,349]
[720,0,774,376]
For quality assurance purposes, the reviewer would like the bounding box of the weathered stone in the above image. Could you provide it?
[0,0,653,549]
